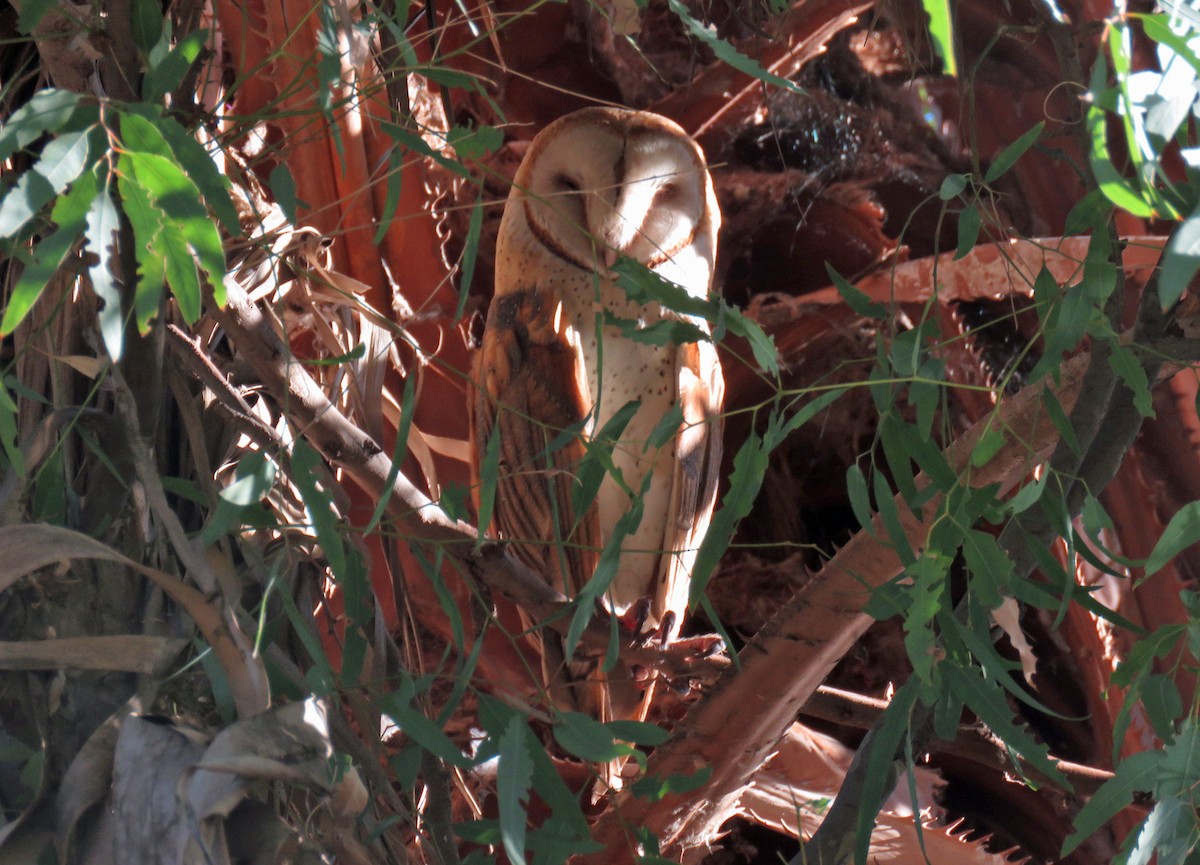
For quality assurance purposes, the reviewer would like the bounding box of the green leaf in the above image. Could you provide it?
[85,174,125,360]
[1042,389,1081,457]
[456,194,484,321]
[873,467,915,566]
[954,204,981,260]
[938,173,967,200]
[1062,750,1164,856]
[846,463,874,538]
[0,90,81,164]
[1063,188,1112,236]
[143,28,208,102]
[947,661,1068,788]
[969,426,1006,468]
[690,424,770,604]
[153,113,240,233]
[984,121,1044,184]
[605,720,669,746]
[0,126,94,238]
[921,0,957,76]
[1119,796,1195,865]
[962,529,1013,608]
[123,144,226,314]
[270,164,299,223]
[1087,102,1156,218]
[570,399,640,522]
[1108,345,1154,418]
[1145,501,1200,577]
[380,693,474,769]
[628,766,712,802]
[665,0,802,94]
[447,124,503,159]
[117,158,168,331]
[0,168,98,336]
[1140,674,1183,742]
[853,678,920,864]
[553,712,633,763]
[130,0,164,54]
[0,380,23,478]
[475,423,502,543]
[381,121,472,179]
[1160,210,1200,310]
[826,262,886,319]
[498,717,534,865]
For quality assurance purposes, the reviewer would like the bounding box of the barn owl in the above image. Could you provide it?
[473,107,723,710]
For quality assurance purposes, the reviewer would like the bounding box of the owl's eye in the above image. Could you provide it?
[553,174,581,194]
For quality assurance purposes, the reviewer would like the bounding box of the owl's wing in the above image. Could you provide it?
[655,338,724,639]
[473,287,601,597]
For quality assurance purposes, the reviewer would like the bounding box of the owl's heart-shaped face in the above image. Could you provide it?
[510,108,715,278]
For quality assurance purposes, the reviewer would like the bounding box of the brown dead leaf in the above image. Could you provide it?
[0,523,270,717]
[0,636,187,674]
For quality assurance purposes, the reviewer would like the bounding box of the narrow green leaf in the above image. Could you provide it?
[1062,750,1164,856]
[921,0,957,76]
[873,468,915,566]
[665,0,802,94]
[946,661,1069,788]
[954,204,981,260]
[826,262,886,319]
[1145,501,1200,577]
[117,158,168,331]
[498,717,533,865]
[85,174,125,360]
[690,425,770,603]
[455,194,484,321]
[777,387,846,440]
[475,425,502,543]
[985,121,1044,183]
[269,164,299,223]
[846,463,874,537]
[853,679,920,864]
[1087,103,1156,217]
[374,147,405,244]
[380,694,473,769]
[1042,389,1081,457]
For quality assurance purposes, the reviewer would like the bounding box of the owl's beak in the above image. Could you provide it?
[603,246,620,270]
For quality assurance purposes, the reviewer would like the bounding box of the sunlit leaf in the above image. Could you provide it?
[665,0,802,94]
[921,0,957,76]
[0,126,94,238]
[0,168,97,336]
[0,89,81,163]
[84,173,124,359]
